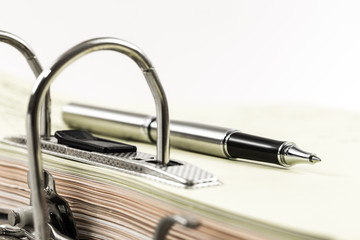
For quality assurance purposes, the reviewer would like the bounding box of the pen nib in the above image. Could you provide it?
[279,143,322,166]
[310,155,321,163]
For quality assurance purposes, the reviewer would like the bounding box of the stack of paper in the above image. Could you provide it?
[1,72,360,239]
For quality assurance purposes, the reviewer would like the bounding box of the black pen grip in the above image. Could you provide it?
[226,132,284,165]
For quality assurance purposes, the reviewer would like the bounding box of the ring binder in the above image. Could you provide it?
[4,170,78,239]
[24,37,172,240]
[0,30,75,240]
[1,32,340,240]
[154,215,200,240]
[1,35,220,239]
[21,37,219,239]
[0,31,42,76]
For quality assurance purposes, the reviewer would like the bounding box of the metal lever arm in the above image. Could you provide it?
[0,171,77,240]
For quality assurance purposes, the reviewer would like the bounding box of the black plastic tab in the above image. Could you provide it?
[54,130,137,153]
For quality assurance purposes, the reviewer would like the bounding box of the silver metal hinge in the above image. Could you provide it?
[2,136,221,188]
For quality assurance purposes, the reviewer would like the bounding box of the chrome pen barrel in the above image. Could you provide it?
[62,103,321,167]
[63,103,154,143]
[149,120,232,158]
[63,103,232,158]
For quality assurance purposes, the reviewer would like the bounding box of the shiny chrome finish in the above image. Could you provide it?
[3,136,220,188]
[63,104,322,168]
[154,215,200,240]
[222,130,240,158]
[26,38,170,240]
[63,103,233,158]
[7,207,33,228]
[0,31,42,76]
[278,142,321,167]
[0,224,74,240]
[63,103,154,143]
[0,30,48,240]
[150,120,233,158]
[0,170,78,240]
[0,30,50,137]
[0,225,33,239]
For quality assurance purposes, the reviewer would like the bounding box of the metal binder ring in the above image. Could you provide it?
[154,215,200,240]
[0,30,50,135]
[26,38,171,239]
[0,31,42,75]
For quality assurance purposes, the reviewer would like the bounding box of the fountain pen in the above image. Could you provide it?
[62,103,321,167]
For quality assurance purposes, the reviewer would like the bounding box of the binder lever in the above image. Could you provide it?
[0,170,78,240]
[0,30,76,240]
[26,38,171,239]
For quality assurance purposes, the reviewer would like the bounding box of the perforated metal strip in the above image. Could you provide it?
[2,136,220,188]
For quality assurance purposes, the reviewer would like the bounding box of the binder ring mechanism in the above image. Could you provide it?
[0,30,50,132]
[0,31,78,239]
[26,38,172,239]
[0,30,42,76]
[1,33,214,239]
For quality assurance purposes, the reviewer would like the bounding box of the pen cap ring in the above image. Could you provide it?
[26,38,171,239]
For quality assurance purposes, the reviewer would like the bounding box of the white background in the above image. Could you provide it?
[1,0,360,113]
[1,3,360,238]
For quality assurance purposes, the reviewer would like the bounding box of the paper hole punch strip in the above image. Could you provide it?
[1,37,220,239]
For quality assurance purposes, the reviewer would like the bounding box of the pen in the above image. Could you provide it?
[62,103,321,167]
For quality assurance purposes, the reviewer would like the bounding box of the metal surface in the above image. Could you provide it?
[63,103,235,158]
[153,215,200,240]
[26,38,170,239]
[0,225,33,239]
[0,30,50,137]
[150,120,234,158]
[0,31,42,76]
[277,142,320,167]
[63,103,154,143]
[3,136,220,188]
[0,224,74,240]
[222,129,239,158]
[37,170,78,239]
[0,170,77,240]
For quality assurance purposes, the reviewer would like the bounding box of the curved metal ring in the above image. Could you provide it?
[26,37,170,239]
[0,30,50,135]
[154,215,200,240]
[0,30,42,75]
